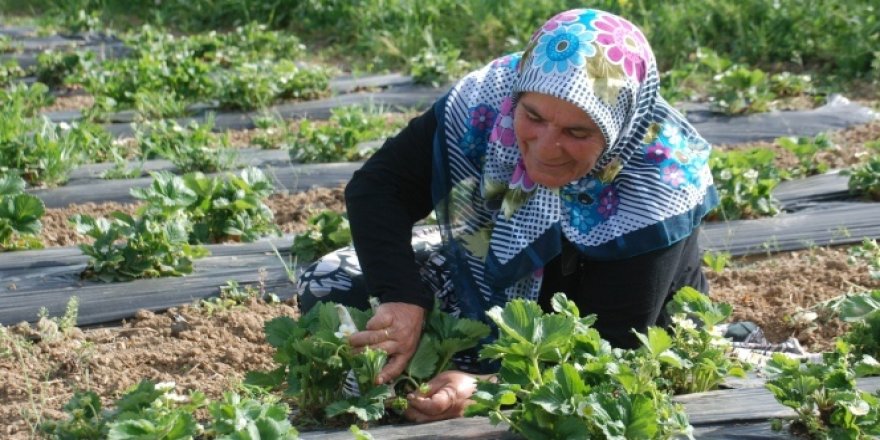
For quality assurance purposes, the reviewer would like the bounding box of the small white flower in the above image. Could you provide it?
[58,122,71,131]
[164,392,189,403]
[155,381,176,391]
[335,304,358,339]
[743,169,759,180]
[672,315,697,331]
[719,169,733,180]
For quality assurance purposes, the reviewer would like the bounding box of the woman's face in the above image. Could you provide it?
[513,92,607,188]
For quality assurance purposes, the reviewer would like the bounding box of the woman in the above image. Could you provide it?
[298,8,717,422]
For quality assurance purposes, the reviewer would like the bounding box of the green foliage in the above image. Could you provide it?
[215,60,330,111]
[844,149,880,201]
[131,168,278,244]
[777,133,833,179]
[247,300,487,425]
[660,287,747,394]
[135,116,236,174]
[409,30,472,87]
[0,91,113,186]
[44,380,295,440]
[710,65,776,115]
[765,342,880,439]
[71,211,209,282]
[0,81,54,116]
[35,50,94,88]
[467,292,700,439]
[289,105,397,163]
[0,58,25,86]
[0,174,45,251]
[848,239,880,280]
[290,211,351,262]
[74,23,327,117]
[708,148,781,221]
[701,251,730,274]
[206,392,298,439]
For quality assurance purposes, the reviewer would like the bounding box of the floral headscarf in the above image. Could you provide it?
[431,9,718,320]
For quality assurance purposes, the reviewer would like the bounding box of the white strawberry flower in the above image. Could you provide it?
[335,304,358,339]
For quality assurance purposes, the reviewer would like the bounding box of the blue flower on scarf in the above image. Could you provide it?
[459,129,488,167]
[562,178,615,234]
[645,122,710,189]
[533,23,597,74]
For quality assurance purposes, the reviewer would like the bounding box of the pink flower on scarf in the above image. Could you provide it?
[593,13,650,82]
[662,163,686,188]
[510,158,537,191]
[490,97,517,148]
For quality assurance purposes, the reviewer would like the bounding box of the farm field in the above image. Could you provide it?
[2,1,880,439]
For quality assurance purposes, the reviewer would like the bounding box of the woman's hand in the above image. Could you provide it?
[404,370,480,423]
[348,302,425,384]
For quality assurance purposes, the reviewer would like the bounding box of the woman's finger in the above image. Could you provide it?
[348,328,390,348]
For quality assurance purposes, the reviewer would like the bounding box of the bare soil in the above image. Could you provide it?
[1,120,878,438]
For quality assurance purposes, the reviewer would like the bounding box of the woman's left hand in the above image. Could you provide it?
[404,370,478,423]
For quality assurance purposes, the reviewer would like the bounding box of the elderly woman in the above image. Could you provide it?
[298,8,717,422]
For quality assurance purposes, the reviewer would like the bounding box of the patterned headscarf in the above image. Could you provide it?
[431,9,718,321]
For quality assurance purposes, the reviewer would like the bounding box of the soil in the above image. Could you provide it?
[1,119,878,438]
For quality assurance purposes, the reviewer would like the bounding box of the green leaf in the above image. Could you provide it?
[263,316,298,348]
[407,334,440,380]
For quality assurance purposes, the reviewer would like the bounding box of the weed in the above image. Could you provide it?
[702,251,731,273]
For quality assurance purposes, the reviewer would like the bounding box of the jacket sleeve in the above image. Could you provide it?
[344,104,438,309]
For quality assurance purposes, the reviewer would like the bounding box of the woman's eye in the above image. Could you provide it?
[568,130,589,139]
[525,111,541,121]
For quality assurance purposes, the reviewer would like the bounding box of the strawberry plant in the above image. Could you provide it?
[702,250,731,273]
[291,211,351,262]
[247,300,489,426]
[0,82,54,116]
[42,380,299,440]
[215,60,329,110]
[848,239,880,281]
[135,116,236,174]
[289,105,398,163]
[0,174,45,251]
[35,50,94,88]
[0,58,24,86]
[844,145,880,201]
[661,287,747,394]
[765,341,880,439]
[466,293,695,439]
[710,65,775,115]
[777,133,833,179]
[131,167,278,243]
[708,147,781,220]
[205,392,298,439]
[71,211,209,282]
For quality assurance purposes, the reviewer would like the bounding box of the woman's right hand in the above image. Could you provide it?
[348,301,425,384]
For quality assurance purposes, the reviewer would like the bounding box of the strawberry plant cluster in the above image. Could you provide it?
[290,211,351,262]
[71,211,209,282]
[765,342,880,439]
[0,174,45,251]
[132,167,279,244]
[466,289,746,439]
[708,147,781,220]
[135,116,237,173]
[844,143,880,201]
[777,133,833,179]
[247,300,489,426]
[0,82,113,187]
[288,105,401,163]
[72,166,277,280]
[42,380,298,440]
[73,23,331,119]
